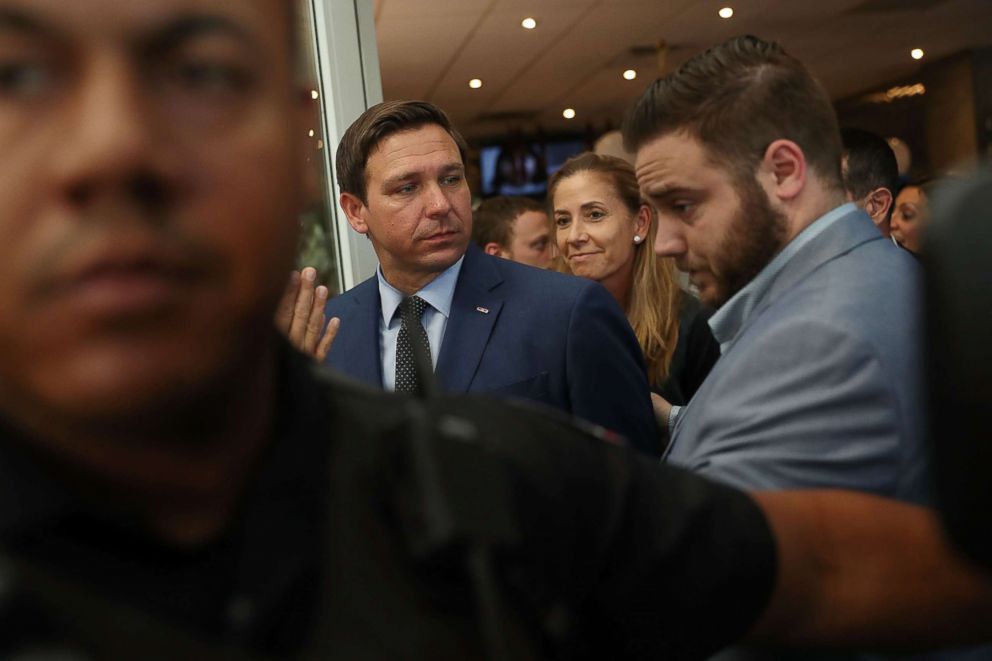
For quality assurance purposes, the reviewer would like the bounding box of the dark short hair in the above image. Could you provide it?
[623,35,843,189]
[335,100,468,203]
[472,196,546,249]
[841,128,899,203]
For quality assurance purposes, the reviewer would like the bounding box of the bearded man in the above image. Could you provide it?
[627,35,928,504]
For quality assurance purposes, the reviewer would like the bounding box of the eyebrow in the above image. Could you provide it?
[0,9,259,55]
[143,14,257,53]
[553,200,605,215]
[642,184,696,198]
[381,162,463,189]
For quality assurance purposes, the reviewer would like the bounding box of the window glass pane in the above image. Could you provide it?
[296,5,341,295]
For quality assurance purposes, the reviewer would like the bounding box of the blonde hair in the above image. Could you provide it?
[548,153,681,383]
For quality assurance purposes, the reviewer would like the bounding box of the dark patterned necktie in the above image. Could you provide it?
[395,295,432,392]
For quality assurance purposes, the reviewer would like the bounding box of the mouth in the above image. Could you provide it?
[48,245,207,317]
[568,251,601,261]
[686,269,709,289]
[422,229,459,243]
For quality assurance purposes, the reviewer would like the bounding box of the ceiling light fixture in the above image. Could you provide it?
[718,7,734,19]
[623,69,637,80]
[311,89,319,99]
[521,17,537,30]
[563,108,576,119]
[469,78,483,89]
[911,48,925,60]
[863,83,926,104]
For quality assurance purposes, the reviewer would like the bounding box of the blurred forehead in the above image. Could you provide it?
[897,186,924,204]
[0,0,292,50]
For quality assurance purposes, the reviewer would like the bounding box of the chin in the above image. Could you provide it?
[696,284,724,309]
[426,245,468,271]
[567,263,600,280]
[23,329,245,429]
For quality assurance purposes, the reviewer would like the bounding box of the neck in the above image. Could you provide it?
[8,343,279,547]
[784,181,849,244]
[381,265,445,296]
[600,262,635,313]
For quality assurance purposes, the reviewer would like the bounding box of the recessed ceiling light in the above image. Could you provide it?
[911,48,925,60]
[308,129,315,137]
[719,7,734,19]
[521,17,537,30]
[469,78,483,89]
[310,89,319,100]
[563,108,576,119]
[623,69,637,81]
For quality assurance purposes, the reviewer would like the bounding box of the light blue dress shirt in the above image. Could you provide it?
[376,256,464,391]
[707,202,856,353]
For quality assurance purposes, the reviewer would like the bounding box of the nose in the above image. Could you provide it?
[50,55,172,208]
[424,182,453,218]
[566,220,587,246]
[653,214,687,257]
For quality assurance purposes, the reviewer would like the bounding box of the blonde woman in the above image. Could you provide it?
[549,153,719,409]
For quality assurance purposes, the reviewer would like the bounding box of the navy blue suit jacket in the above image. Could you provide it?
[323,245,658,454]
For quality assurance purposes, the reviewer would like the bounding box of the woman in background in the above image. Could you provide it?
[891,178,932,255]
[548,153,719,421]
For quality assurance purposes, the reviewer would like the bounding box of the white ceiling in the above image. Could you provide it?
[371,0,992,139]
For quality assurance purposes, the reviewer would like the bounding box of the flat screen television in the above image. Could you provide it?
[479,137,588,198]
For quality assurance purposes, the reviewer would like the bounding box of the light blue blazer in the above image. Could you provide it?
[665,208,929,504]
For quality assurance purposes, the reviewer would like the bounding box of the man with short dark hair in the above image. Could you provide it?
[3,5,992,659]
[841,127,899,238]
[472,196,552,269]
[324,100,658,454]
[626,35,928,502]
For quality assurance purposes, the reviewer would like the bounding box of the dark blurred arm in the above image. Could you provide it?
[749,490,992,650]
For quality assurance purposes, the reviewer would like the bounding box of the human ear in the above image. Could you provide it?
[866,187,894,225]
[340,192,369,235]
[760,139,806,201]
[483,242,504,257]
[634,204,652,241]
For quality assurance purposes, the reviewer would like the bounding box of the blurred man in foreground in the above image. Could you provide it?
[2,3,992,659]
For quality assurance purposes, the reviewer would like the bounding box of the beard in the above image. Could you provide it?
[708,177,788,307]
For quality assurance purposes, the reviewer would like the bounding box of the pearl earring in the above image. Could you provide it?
[633,235,643,244]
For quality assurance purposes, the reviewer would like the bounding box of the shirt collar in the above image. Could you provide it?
[709,202,857,353]
[377,256,465,325]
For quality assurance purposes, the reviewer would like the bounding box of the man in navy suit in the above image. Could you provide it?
[321,100,658,454]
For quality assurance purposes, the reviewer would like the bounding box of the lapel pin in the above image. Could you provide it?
[476,306,489,314]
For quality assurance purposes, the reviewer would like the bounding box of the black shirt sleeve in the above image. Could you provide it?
[451,397,778,660]
[317,375,777,660]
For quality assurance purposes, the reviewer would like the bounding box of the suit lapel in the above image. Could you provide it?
[436,247,503,393]
[334,279,383,387]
